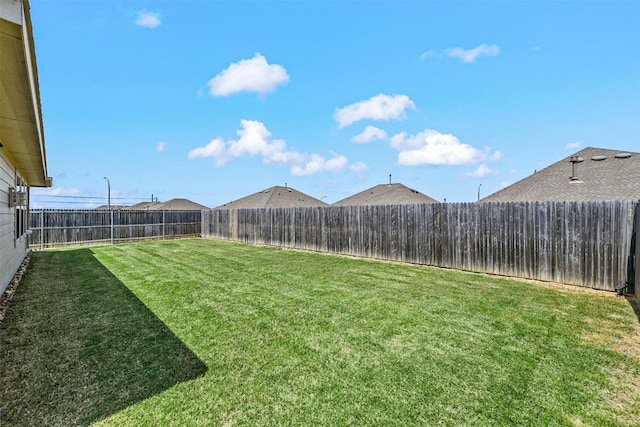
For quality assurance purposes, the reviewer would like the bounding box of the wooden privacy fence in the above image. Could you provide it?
[30,209,202,248]
[635,201,640,299]
[203,201,639,293]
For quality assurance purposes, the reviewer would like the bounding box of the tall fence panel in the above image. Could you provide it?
[30,209,202,248]
[202,201,638,292]
[201,209,233,240]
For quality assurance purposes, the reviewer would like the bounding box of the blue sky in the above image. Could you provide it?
[30,0,640,208]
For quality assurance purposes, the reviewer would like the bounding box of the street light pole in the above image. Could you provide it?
[477,183,482,201]
[103,177,110,210]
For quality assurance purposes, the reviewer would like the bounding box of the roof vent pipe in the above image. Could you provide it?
[570,156,583,181]
[389,174,392,185]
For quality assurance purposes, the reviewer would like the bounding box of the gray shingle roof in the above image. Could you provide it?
[155,198,209,210]
[128,201,163,210]
[481,147,640,202]
[126,199,209,210]
[332,183,439,206]
[94,205,129,210]
[214,186,328,209]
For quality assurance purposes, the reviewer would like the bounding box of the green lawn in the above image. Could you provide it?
[1,238,639,426]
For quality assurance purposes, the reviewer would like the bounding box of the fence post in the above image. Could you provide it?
[40,208,44,250]
[162,210,166,240]
[110,209,114,245]
[231,209,237,241]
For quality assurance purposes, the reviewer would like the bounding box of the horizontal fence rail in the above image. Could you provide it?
[30,209,202,248]
[203,201,639,292]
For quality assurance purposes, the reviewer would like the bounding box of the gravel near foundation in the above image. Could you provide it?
[0,254,31,324]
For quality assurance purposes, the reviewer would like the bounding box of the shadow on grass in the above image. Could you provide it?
[625,295,640,325]
[0,249,207,426]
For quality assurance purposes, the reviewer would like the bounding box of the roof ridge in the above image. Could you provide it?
[265,186,279,206]
[575,146,639,155]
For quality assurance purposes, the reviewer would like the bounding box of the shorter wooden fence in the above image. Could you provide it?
[29,209,202,248]
[203,201,639,294]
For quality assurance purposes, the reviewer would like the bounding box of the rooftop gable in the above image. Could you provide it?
[214,186,328,209]
[155,198,209,210]
[333,183,439,206]
[96,198,208,210]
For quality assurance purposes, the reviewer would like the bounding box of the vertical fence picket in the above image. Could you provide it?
[201,201,636,291]
[29,209,202,248]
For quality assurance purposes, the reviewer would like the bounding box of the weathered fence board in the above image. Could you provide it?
[202,201,638,292]
[30,209,202,248]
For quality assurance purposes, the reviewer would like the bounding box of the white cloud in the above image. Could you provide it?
[444,44,500,63]
[390,129,502,166]
[156,141,167,153]
[188,120,347,176]
[187,137,227,164]
[135,11,161,28]
[420,50,439,60]
[349,161,370,172]
[564,141,582,150]
[226,120,304,166]
[463,164,498,178]
[352,125,388,143]
[334,94,416,128]
[291,153,348,176]
[207,53,289,97]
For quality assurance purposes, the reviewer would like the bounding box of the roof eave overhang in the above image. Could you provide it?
[0,0,51,188]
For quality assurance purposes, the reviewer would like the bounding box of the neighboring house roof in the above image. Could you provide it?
[153,198,209,210]
[94,205,129,210]
[481,147,640,202]
[0,0,51,187]
[214,186,328,209]
[332,183,440,206]
[129,201,164,210]
[95,198,208,210]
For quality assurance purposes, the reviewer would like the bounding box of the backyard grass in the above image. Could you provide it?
[1,238,639,426]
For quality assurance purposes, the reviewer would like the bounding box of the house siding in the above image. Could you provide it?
[0,150,27,296]
[1,0,49,296]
